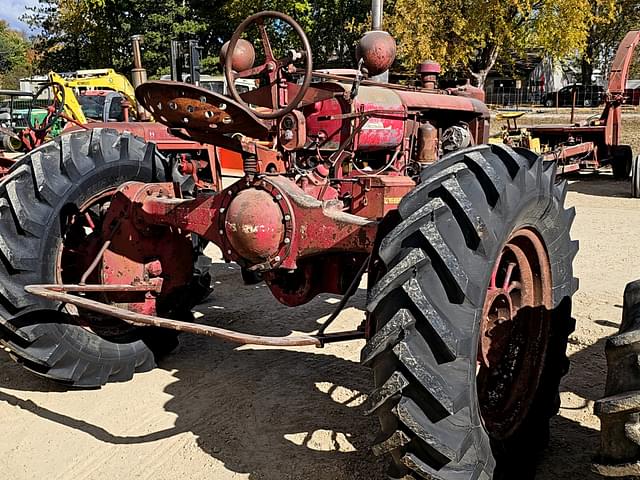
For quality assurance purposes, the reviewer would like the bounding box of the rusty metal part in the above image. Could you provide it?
[416,121,438,164]
[278,111,306,150]
[356,31,397,77]
[25,280,366,347]
[477,227,553,440]
[136,81,271,140]
[79,234,115,284]
[608,30,640,95]
[130,35,149,120]
[33,283,162,293]
[25,284,322,347]
[124,176,377,274]
[417,61,440,89]
[316,255,369,335]
[417,61,441,75]
[224,188,285,263]
[220,39,256,72]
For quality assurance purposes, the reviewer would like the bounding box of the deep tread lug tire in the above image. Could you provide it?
[364,144,578,479]
[0,128,180,387]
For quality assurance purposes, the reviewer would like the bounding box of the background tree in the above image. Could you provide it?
[23,0,210,77]
[580,0,640,84]
[0,20,33,88]
[23,0,370,77]
[387,0,616,88]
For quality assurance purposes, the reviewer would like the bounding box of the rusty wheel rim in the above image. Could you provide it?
[56,189,138,339]
[477,227,553,440]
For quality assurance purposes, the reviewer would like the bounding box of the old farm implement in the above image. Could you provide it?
[0,9,577,479]
[498,30,640,179]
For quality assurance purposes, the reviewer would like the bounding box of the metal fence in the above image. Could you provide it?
[485,88,542,107]
[485,87,605,107]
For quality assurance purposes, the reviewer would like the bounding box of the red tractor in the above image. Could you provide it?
[0,11,577,479]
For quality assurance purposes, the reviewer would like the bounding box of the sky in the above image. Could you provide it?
[2,0,38,33]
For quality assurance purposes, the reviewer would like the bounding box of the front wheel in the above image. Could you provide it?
[363,145,577,478]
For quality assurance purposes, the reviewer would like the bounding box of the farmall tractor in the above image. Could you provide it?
[0,11,577,479]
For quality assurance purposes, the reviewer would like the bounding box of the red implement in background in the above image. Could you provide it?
[502,30,640,178]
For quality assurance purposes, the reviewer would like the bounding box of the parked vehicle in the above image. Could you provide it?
[542,84,605,107]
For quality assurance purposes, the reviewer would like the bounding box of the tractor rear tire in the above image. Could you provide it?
[612,145,633,179]
[0,128,182,387]
[363,145,577,479]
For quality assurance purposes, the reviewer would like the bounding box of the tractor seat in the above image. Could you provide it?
[136,81,271,142]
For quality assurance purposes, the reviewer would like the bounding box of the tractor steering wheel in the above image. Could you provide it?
[27,81,66,134]
[224,11,313,120]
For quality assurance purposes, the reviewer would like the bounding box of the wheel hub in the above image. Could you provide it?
[477,228,553,440]
[480,290,515,367]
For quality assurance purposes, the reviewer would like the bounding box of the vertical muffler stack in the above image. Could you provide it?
[130,35,149,120]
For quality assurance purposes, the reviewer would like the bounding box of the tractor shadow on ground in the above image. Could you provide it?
[0,261,617,479]
[0,261,387,479]
[536,336,609,480]
[155,262,388,479]
[566,173,631,198]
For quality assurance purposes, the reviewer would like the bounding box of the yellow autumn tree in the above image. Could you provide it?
[388,0,616,87]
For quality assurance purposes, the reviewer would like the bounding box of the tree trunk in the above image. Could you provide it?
[468,44,500,89]
[582,35,595,85]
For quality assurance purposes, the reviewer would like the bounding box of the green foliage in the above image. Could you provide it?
[580,0,640,83]
[24,0,212,77]
[387,0,615,87]
[0,20,32,88]
[24,0,369,77]
[222,0,368,66]
[20,0,631,89]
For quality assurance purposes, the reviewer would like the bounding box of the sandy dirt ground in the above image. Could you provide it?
[0,162,639,477]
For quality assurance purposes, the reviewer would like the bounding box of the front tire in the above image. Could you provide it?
[0,128,181,387]
[363,145,577,478]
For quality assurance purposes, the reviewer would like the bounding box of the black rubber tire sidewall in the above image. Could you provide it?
[363,145,576,479]
[0,129,178,386]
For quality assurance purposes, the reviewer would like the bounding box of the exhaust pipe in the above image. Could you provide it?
[130,35,150,120]
[372,0,383,30]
